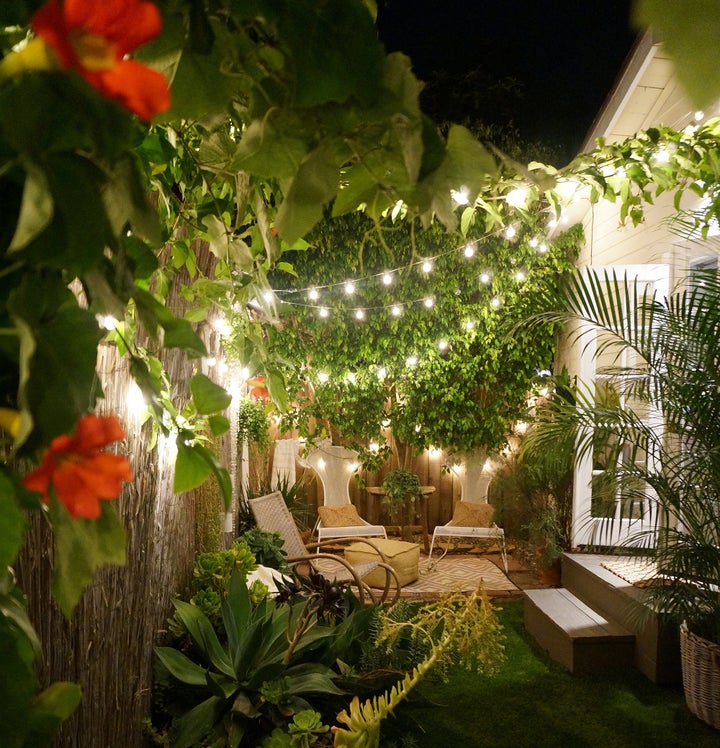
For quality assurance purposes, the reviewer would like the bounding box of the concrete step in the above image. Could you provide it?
[524,587,635,674]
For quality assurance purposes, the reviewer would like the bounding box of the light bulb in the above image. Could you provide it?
[414,423,421,433]
[451,186,470,205]
[694,110,705,121]
[382,272,393,285]
[504,225,517,240]
[319,307,329,318]
[528,237,539,248]
[308,288,319,301]
[423,297,434,308]
[465,320,475,331]
[355,309,365,320]
[480,272,491,284]
[515,270,526,282]
[438,339,448,350]
[505,187,528,208]
[262,290,274,303]
[491,296,501,308]
[377,366,387,379]
[406,355,418,367]
[347,372,356,384]
[344,281,355,294]
[463,243,475,258]
[539,243,548,253]
[318,371,329,383]
[391,304,402,316]
[422,259,433,273]
[97,314,118,330]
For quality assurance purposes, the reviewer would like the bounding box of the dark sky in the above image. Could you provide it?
[376,0,638,163]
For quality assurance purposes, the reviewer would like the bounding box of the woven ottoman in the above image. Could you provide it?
[345,538,420,588]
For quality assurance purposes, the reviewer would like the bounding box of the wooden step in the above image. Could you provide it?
[524,588,635,674]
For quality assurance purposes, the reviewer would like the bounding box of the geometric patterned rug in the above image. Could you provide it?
[400,555,518,599]
[314,554,518,600]
[600,557,657,587]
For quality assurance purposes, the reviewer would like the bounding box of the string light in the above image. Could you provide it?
[421,259,433,273]
[355,309,365,320]
[344,281,355,294]
[505,187,528,208]
[491,296,501,308]
[465,320,475,331]
[504,225,517,240]
[463,243,475,258]
[319,307,329,318]
[382,272,393,285]
[480,272,491,284]
[407,355,418,367]
[438,339,448,350]
[423,297,434,308]
[308,288,320,301]
[318,371,329,382]
[391,304,402,316]
[451,186,470,205]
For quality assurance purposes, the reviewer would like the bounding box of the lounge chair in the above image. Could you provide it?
[428,500,508,572]
[301,444,387,543]
[249,491,400,604]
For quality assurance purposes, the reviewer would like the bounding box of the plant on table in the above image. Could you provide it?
[380,469,421,525]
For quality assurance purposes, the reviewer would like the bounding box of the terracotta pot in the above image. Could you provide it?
[538,557,561,586]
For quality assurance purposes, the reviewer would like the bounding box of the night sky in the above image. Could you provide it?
[376,0,638,164]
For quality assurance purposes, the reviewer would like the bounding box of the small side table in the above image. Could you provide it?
[366,485,436,553]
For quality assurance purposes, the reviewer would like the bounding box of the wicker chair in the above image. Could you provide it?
[249,491,400,605]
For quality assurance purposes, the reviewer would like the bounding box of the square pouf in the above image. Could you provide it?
[345,539,420,588]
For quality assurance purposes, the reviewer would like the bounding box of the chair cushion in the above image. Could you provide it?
[317,503,364,527]
[447,501,494,527]
[345,539,420,587]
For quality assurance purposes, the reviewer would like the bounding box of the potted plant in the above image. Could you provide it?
[380,469,421,529]
[532,268,720,729]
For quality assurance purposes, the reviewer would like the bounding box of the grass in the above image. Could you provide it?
[383,599,719,747]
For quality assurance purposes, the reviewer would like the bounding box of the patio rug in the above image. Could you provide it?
[600,557,657,587]
[400,556,518,599]
[313,554,517,600]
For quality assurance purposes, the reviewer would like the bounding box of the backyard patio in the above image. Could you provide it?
[2,2,720,748]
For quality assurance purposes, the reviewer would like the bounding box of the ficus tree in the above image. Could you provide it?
[271,210,582,470]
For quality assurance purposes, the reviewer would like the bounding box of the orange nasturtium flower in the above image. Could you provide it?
[29,0,170,120]
[23,414,133,520]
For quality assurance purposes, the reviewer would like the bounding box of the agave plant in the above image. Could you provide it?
[526,267,720,644]
[155,569,345,747]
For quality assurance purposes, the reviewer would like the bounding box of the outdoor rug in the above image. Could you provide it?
[601,557,657,587]
[400,555,518,600]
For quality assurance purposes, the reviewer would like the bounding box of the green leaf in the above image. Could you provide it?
[633,0,720,108]
[24,681,82,748]
[8,162,53,253]
[275,143,340,244]
[155,646,210,686]
[170,599,234,677]
[208,415,231,437]
[174,441,212,494]
[265,368,289,412]
[50,498,126,618]
[190,374,232,415]
[170,695,226,748]
[0,473,26,571]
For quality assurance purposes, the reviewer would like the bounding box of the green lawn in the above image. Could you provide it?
[385,599,718,747]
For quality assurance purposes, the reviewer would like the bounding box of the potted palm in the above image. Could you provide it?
[531,268,720,729]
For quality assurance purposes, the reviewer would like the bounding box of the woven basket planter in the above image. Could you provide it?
[680,622,720,730]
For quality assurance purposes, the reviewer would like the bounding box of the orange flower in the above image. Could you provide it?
[23,414,133,520]
[247,374,270,400]
[31,0,170,120]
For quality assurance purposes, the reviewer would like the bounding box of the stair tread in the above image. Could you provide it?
[525,588,633,641]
